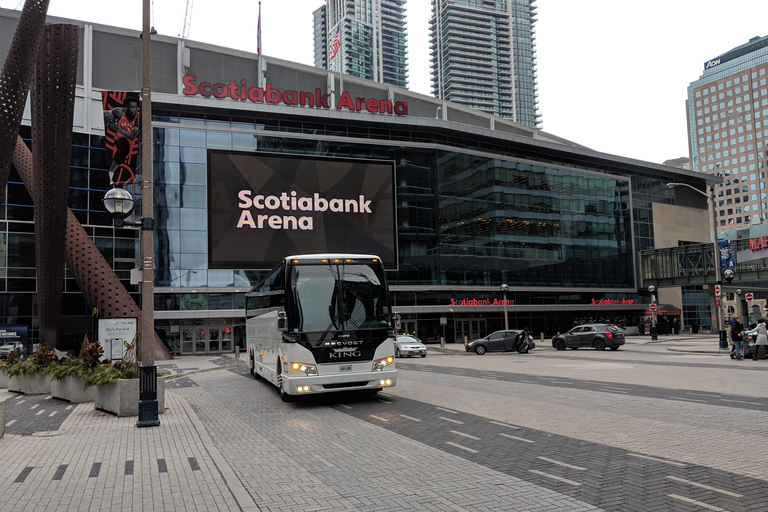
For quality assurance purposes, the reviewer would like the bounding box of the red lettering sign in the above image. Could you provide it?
[182,76,407,116]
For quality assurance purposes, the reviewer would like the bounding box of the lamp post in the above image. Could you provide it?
[667,182,724,343]
[500,284,509,330]
[648,285,657,341]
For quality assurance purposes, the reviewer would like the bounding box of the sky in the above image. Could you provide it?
[2,0,767,165]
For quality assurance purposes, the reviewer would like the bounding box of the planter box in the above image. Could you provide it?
[0,395,5,438]
[8,373,52,394]
[93,377,165,417]
[51,375,96,403]
[0,369,8,389]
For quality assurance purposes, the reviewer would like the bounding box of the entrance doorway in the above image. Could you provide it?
[455,319,486,344]
[402,320,418,337]
[180,320,234,355]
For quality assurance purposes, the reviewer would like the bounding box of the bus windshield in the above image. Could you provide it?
[290,263,389,333]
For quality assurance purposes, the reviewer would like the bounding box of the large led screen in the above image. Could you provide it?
[208,151,397,269]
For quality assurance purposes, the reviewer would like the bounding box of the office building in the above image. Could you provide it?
[687,34,768,227]
[312,0,408,89]
[430,0,540,127]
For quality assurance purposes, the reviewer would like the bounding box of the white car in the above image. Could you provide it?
[0,341,26,358]
[394,335,427,358]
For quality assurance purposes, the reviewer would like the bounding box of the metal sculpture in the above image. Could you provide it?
[32,24,79,348]
[0,0,50,194]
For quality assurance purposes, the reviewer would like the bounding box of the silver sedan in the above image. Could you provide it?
[394,335,427,358]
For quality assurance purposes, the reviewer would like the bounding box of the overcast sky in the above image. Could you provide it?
[3,0,767,165]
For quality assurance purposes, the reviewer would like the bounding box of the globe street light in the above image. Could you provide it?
[500,284,509,330]
[667,182,724,342]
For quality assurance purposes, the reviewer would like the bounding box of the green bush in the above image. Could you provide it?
[6,343,58,377]
[85,360,140,388]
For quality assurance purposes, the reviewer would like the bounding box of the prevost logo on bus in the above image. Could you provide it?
[312,339,375,363]
[182,75,408,115]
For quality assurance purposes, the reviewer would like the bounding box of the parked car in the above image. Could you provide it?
[394,335,427,358]
[552,324,625,351]
[0,340,26,358]
[465,330,535,355]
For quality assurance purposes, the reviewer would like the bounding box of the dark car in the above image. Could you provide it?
[465,330,534,355]
[552,324,625,351]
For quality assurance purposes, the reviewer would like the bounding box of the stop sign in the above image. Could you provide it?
[649,304,658,312]
[746,293,754,302]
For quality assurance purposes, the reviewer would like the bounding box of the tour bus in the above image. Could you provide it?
[245,254,397,401]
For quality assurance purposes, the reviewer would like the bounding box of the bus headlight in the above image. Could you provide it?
[290,362,317,375]
[372,356,394,371]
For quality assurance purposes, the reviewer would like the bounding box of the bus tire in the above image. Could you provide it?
[277,364,294,402]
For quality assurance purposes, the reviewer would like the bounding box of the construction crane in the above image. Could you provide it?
[180,0,194,40]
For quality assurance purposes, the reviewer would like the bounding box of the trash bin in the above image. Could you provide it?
[718,330,728,350]
[691,324,699,334]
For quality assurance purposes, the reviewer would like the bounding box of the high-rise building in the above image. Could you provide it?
[312,0,408,89]
[429,0,540,128]
[687,35,768,227]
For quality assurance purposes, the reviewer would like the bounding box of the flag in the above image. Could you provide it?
[257,2,262,59]
[729,218,734,225]
[329,25,341,60]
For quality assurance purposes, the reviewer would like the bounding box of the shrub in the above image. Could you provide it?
[85,360,140,388]
[6,343,58,377]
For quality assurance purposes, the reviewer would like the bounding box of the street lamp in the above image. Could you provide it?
[500,284,510,330]
[463,264,479,286]
[648,285,657,341]
[667,182,724,342]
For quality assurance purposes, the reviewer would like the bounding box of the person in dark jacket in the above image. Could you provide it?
[731,318,745,360]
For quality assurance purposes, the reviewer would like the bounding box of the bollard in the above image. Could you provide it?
[440,336,445,348]
[235,346,240,359]
[463,335,468,348]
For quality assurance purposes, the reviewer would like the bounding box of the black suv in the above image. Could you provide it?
[552,324,625,351]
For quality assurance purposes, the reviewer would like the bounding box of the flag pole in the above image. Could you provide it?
[339,19,343,96]
[257,1,262,86]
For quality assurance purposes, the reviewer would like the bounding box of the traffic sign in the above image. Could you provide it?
[746,293,754,302]
[649,304,658,311]
[715,284,721,297]
[715,298,721,306]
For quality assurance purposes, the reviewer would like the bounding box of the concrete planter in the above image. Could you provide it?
[93,377,165,417]
[8,373,52,394]
[0,395,6,438]
[0,368,8,389]
[51,375,96,403]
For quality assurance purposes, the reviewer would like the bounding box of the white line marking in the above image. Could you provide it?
[5,420,16,426]
[30,404,39,409]
[65,405,72,410]
[666,476,743,497]
[518,380,537,384]
[598,388,629,394]
[35,410,45,416]
[499,432,534,443]
[44,396,52,400]
[667,494,728,511]
[369,414,389,422]
[377,398,392,404]
[669,396,707,403]
[627,453,686,467]
[400,414,421,422]
[720,398,761,405]
[601,386,631,391]
[489,420,520,429]
[436,406,458,414]
[338,404,352,409]
[537,456,587,470]
[528,469,581,486]
[445,441,478,453]
[438,416,464,424]
[48,411,58,417]
[450,430,480,440]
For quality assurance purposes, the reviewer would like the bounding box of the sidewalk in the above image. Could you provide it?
[0,353,254,512]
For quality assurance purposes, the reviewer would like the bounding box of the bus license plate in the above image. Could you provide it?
[339,365,352,372]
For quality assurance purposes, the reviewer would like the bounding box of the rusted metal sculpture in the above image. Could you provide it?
[0,0,50,194]
[32,24,79,348]
[12,136,172,360]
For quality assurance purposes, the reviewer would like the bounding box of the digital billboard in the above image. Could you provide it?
[208,151,397,269]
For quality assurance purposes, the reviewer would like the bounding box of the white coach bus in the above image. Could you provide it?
[245,254,397,401]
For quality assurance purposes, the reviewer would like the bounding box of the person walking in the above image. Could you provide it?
[752,318,767,361]
[731,318,745,360]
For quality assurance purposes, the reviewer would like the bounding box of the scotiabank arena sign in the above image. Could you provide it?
[183,76,408,115]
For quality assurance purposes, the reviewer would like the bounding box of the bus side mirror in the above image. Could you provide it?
[277,311,287,332]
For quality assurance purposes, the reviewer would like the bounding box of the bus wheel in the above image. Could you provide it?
[277,365,294,402]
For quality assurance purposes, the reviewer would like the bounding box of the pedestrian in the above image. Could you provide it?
[673,317,680,335]
[727,319,733,352]
[752,318,767,361]
[639,319,645,336]
[731,317,744,360]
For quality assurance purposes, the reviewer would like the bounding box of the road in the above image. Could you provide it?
[180,342,768,511]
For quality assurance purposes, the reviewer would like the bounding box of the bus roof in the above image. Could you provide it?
[284,253,382,261]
